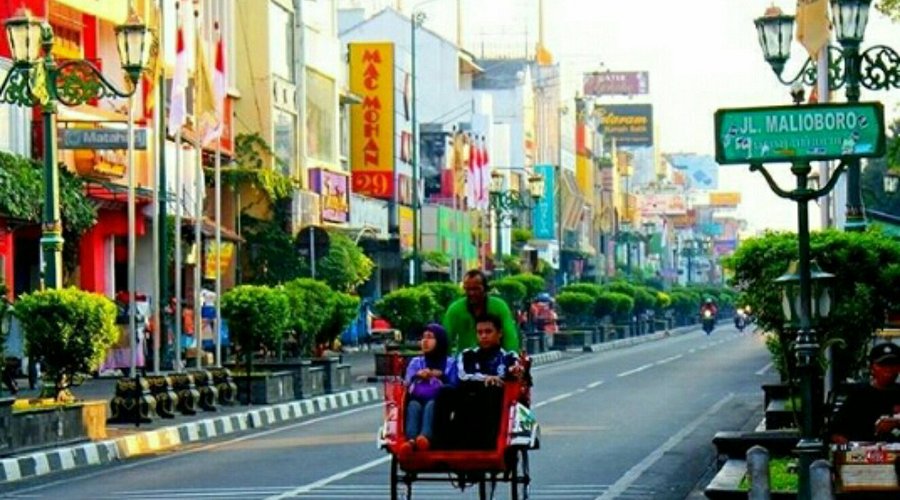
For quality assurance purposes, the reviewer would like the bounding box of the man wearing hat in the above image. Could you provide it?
[830,343,900,444]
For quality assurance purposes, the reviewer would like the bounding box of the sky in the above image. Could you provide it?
[351,0,900,233]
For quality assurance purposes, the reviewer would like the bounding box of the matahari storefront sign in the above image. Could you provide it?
[349,42,395,200]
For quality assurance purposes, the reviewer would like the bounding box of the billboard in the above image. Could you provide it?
[638,193,687,216]
[309,169,350,223]
[594,104,653,147]
[583,71,649,97]
[349,42,395,199]
[532,164,557,240]
[667,153,719,190]
[709,192,742,207]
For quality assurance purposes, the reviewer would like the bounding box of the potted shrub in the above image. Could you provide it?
[221,285,291,404]
[417,282,462,315]
[490,278,527,314]
[374,288,439,376]
[14,288,118,401]
[283,278,332,357]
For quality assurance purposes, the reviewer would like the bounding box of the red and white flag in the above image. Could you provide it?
[203,22,227,146]
[478,136,491,210]
[167,2,188,134]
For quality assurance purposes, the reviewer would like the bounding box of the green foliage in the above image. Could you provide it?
[631,287,658,314]
[500,254,523,275]
[221,285,290,353]
[226,133,294,200]
[555,292,594,324]
[282,278,333,354]
[668,289,700,318]
[560,283,604,299]
[656,291,672,310]
[319,292,359,348]
[724,229,900,382]
[607,292,635,321]
[593,292,619,320]
[490,277,528,312]
[506,273,546,300]
[421,251,450,268]
[14,288,118,400]
[241,212,305,286]
[317,232,375,293]
[511,227,532,246]
[533,259,555,280]
[0,282,10,357]
[375,287,439,339]
[606,281,637,298]
[418,282,463,312]
[877,0,900,22]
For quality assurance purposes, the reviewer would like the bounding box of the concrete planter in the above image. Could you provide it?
[6,402,88,456]
[233,371,295,405]
[310,357,351,394]
[81,400,107,440]
[0,397,13,456]
[234,361,325,399]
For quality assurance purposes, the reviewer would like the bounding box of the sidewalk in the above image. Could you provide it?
[0,348,569,485]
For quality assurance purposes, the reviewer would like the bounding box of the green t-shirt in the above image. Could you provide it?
[442,295,520,354]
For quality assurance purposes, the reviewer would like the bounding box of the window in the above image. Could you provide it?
[269,3,294,82]
[273,109,296,177]
[305,69,335,163]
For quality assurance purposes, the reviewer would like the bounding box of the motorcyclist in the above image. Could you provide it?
[734,307,748,331]
[700,298,718,335]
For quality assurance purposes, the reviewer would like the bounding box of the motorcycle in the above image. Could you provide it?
[734,308,749,332]
[701,309,716,335]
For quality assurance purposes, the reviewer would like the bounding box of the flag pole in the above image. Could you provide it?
[175,130,183,372]
[151,0,163,375]
[128,82,139,378]
[194,6,204,370]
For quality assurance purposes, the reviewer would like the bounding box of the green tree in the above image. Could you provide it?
[14,288,118,400]
[375,288,439,340]
[724,230,900,382]
[319,292,359,349]
[283,278,333,355]
[317,232,375,292]
[877,0,900,21]
[556,291,594,326]
[418,282,463,315]
[593,292,619,320]
[490,277,528,312]
[222,285,290,373]
[506,273,546,300]
[560,283,604,299]
[861,119,900,216]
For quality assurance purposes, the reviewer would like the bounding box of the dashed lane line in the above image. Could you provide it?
[616,363,653,378]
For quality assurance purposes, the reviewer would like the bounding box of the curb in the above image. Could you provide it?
[581,324,699,353]
[0,387,379,485]
[528,350,564,365]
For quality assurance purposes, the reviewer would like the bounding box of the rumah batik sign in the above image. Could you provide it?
[349,42,395,200]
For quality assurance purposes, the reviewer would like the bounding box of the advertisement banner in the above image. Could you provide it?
[203,241,234,281]
[532,164,557,240]
[667,153,719,190]
[714,239,737,256]
[638,193,687,216]
[583,71,649,97]
[594,104,653,147]
[399,206,414,251]
[309,169,350,223]
[709,191,742,207]
[349,42,395,199]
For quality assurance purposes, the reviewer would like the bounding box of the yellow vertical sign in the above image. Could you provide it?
[796,0,830,58]
[349,42,395,199]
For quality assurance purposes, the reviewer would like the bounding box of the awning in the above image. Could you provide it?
[180,217,244,243]
[332,224,390,243]
[560,169,587,232]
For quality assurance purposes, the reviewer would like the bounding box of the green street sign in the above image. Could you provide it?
[714,102,885,165]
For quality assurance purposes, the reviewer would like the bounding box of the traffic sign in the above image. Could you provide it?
[295,226,330,260]
[714,102,885,165]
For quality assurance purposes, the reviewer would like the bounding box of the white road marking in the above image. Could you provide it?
[264,456,391,499]
[616,363,653,377]
[595,393,735,500]
[688,348,697,354]
[654,354,682,365]
[756,362,773,376]
[534,392,574,408]
[586,380,605,389]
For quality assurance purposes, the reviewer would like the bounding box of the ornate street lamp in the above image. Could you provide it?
[488,170,544,277]
[0,8,148,289]
[775,260,834,328]
[753,0,899,232]
[885,168,900,194]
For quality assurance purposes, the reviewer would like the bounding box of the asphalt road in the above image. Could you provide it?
[1,325,775,500]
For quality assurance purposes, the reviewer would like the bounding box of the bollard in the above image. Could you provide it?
[747,445,771,500]
[810,459,834,499]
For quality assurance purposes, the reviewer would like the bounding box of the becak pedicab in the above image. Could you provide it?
[377,351,540,500]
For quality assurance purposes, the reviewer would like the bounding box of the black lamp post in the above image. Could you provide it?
[0,7,149,289]
[488,171,544,278]
[754,0,900,232]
